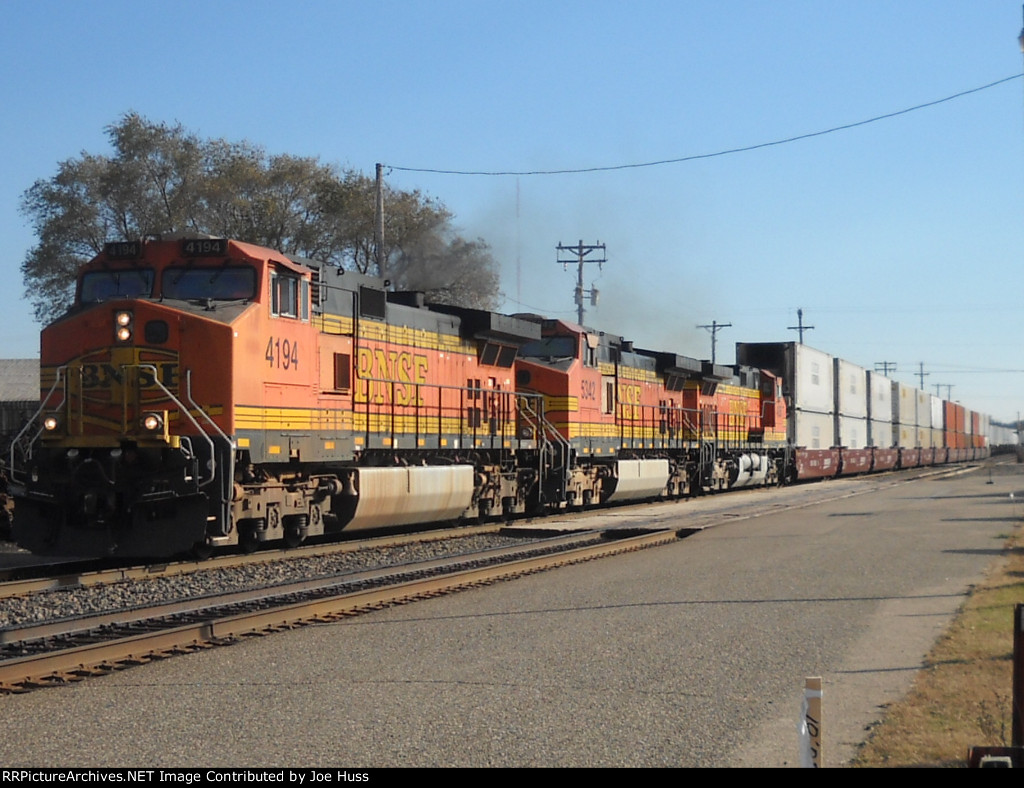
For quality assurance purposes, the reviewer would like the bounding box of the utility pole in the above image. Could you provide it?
[557,240,606,325]
[933,383,954,400]
[788,308,815,344]
[1019,4,1024,54]
[916,362,929,390]
[374,163,386,285]
[697,320,731,364]
[874,362,897,376]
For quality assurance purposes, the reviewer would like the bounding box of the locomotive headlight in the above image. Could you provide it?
[114,310,133,343]
[42,415,60,432]
[141,412,164,432]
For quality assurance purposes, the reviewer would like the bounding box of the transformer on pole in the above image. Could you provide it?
[557,240,606,325]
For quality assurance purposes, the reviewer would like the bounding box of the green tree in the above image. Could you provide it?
[20,113,502,322]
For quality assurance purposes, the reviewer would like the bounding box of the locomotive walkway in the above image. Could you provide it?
[0,462,1019,767]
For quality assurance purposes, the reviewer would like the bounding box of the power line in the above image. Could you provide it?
[918,367,1024,374]
[502,297,577,316]
[386,74,1023,177]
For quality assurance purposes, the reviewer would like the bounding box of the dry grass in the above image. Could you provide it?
[852,527,1024,767]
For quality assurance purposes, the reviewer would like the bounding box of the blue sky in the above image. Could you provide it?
[2,1,1024,422]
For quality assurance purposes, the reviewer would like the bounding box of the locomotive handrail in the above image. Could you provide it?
[131,364,218,489]
[8,365,68,483]
[180,368,235,537]
[352,374,537,452]
[516,393,567,453]
[181,368,233,445]
[516,393,570,503]
[620,401,724,451]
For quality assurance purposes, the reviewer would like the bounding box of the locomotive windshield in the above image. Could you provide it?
[162,266,256,301]
[80,270,155,303]
[519,336,577,360]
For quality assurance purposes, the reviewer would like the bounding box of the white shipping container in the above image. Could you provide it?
[793,345,834,414]
[834,359,868,418]
[893,383,917,429]
[916,389,931,428]
[930,396,943,433]
[868,419,893,448]
[793,409,834,449]
[866,371,893,424]
[836,415,869,449]
[733,342,834,422]
[896,419,916,449]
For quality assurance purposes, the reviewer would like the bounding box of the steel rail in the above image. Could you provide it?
[0,530,600,645]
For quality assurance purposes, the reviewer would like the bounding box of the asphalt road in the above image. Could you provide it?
[1,461,1020,768]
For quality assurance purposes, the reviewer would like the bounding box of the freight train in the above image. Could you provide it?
[7,236,994,558]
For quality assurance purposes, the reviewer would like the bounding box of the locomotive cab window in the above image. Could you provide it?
[163,266,256,301]
[583,333,600,368]
[271,271,310,320]
[519,336,576,360]
[80,270,155,303]
[480,342,517,368]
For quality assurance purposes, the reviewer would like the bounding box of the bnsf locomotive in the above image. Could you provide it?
[7,237,991,558]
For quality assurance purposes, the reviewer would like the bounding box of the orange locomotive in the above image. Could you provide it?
[515,318,790,506]
[10,237,545,557]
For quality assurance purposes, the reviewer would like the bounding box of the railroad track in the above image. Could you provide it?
[0,462,978,602]
[0,528,681,693]
[0,462,987,693]
[0,523,505,600]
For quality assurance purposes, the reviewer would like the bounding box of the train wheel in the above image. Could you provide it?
[191,541,213,560]
[238,522,260,554]
[283,514,308,549]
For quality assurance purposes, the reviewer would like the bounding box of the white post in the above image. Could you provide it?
[800,677,823,767]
